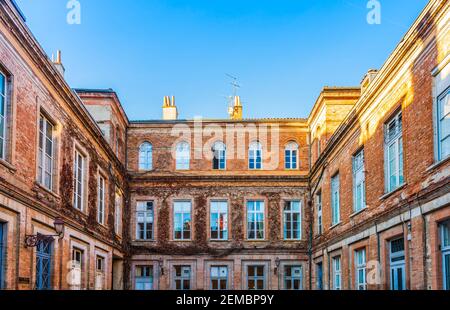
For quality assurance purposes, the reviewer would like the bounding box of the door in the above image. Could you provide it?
[35,238,52,290]
[390,238,406,290]
[317,263,323,290]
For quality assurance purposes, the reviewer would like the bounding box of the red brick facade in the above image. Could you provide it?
[0,0,448,291]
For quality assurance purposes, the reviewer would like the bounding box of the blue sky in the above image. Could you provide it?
[15,0,429,120]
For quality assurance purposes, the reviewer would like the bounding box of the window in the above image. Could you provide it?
[174,266,191,290]
[136,201,154,240]
[71,248,83,290]
[115,191,122,235]
[332,256,341,290]
[247,200,265,240]
[35,239,53,290]
[353,149,366,213]
[0,71,8,160]
[317,192,322,235]
[135,266,153,290]
[283,201,301,240]
[38,114,54,190]
[248,141,262,170]
[97,175,105,224]
[437,88,450,160]
[316,262,323,290]
[284,265,302,290]
[385,112,404,192]
[285,142,299,170]
[440,221,450,290]
[174,201,191,240]
[247,265,265,290]
[176,142,190,170]
[210,201,228,240]
[95,256,105,290]
[0,223,4,289]
[73,150,85,211]
[355,248,367,290]
[212,141,226,170]
[390,238,406,290]
[139,142,153,171]
[331,174,340,225]
[210,266,228,290]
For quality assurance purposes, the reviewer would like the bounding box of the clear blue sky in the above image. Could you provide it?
[15,0,429,120]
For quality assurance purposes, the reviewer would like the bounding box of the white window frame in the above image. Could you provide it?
[0,71,7,160]
[247,200,265,240]
[332,256,341,290]
[210,266,228,290]
[317,192,322,235]
[285,142,299,170]
[331,174,340,225]
[436,87,450,161]
[135,265,153,290]
[355,248,367,290]
[38,114,54,190]
[95,256,105,290]
[384,111,404,193]
[174,265,191,290]
[441,221,450,290]
[176,142,190,170]
[136,201,154,241]
[212,141,226,170]
[173,201,192,241]
[73,150,85,212]
[283,265,303,290]
[353,149,366,213]
[97,175,105,224]
[115,191,122,235]
[210,201,228,241]
[139,142,153,171]
[248,141,262,170]
[283,200,301,240]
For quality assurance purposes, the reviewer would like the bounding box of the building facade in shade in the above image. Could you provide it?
[0,0,449,290]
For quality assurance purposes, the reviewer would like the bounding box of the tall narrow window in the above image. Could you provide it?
[385,112,404,192]
[0,71,7,160]
[38,114,54,190]
[332,256,341,290]
[35,239,53,290]
[283,201,301,240]
[176,142,190,170]
[317,192,322,235]
[249,141,262,170]
[210,201,228,240]
[174,201,191,240]
[437,88,450,160]
[355,248,367,290]
[73,151,85,211]
[390,238,406,290]
[0,223,4,289]
[135,266,153,290]
[71,248,83,290]
[331,174,340,225]
[285,142,299,170]
[440,221,450,290]
[210,266,228,290]
[139,142,153,171]
[353,149,366,213]
[136,201,154,240]
[284,265,303,290]
[115,191,122,235]
[95,256,105,290]
[247,201,264,240]
[97,175,105,224]
[212,141,226,170]
[247,265,265,290]
[174,266,191,290]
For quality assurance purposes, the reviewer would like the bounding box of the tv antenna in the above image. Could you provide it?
[226,73,241,97]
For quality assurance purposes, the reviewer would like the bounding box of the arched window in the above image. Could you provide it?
[249,141,262,170]
[285,142,299,170]
[212,141,226,170]
[139,142,153,171]
[176,142,190,170]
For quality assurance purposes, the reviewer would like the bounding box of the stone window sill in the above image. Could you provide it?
[34,182,61,200]
[0,158,17,173]
[379,183,407,201]
[350,208,367,218]
[329,222,342,230]
[426,156,450,172]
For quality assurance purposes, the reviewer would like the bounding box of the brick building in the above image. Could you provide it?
[0,0,449,290]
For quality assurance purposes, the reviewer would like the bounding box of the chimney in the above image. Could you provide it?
[360,69,378,94]
[52,50,65,77]
[162,96,178,120]
[228,96,243,120]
